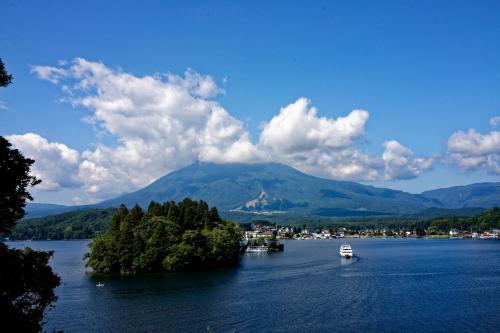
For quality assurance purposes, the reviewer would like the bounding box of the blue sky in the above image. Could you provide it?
[1,1,499,204]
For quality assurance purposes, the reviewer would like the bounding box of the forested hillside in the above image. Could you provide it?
[424,207,500,234]
[10,209,116,240]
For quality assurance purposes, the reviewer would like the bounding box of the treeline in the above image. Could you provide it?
[86,199,243,274]
[424,207,500,234]
[254,208,500,234]
[9,209,116,240]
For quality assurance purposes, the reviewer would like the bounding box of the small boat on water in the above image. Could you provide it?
[339,244,353,258]
[96,282,105,287]
[245,245,268,253]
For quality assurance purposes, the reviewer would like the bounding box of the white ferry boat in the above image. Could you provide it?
[339,244,353,258]
[245,245,268,253]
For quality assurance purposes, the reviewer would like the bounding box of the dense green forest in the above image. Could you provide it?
[275,207,500,233]
[423,207,500,234]
[86,199,243,274]
[9,209,116,240]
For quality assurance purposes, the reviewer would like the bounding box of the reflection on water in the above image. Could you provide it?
[8,239,500,333]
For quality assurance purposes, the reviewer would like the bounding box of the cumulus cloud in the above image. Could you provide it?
[26,58,261,200]
[6,133,81,190]
[257,98,379,180]
[260,98,368,153]
[18,58,434,202]
[382,140,433,180]
[258,98,431,181]
[447,125,500,174]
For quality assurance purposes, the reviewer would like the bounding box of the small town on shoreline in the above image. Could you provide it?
[244,224,500,241]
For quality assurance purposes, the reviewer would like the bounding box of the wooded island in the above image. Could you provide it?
[86,199,243,274]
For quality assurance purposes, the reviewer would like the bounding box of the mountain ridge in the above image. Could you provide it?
[96,162,433,215]
[28,162,499,218]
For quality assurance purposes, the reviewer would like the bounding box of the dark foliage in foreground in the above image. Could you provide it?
[86,199,243,274]
[0,108,60,332]
[0,136,41,234]
[0,243,60,332]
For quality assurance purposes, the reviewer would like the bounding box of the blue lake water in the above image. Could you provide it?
[8,239,500,332]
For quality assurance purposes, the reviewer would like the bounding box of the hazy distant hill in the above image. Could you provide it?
[421,182,500,208]
[96,162,439,216]
[25,203,75,219]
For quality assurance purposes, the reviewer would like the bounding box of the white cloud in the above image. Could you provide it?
[28,58,260,200]
[0,100,7,110]
[19,58,434,202]
[285,147,383,181]
[257,98,379,181]
[30,65,68,84]
[489,116,500,128]
[260,98,368,153]
[258,98,431,181]
[447,127,500,174]
[167,69,224,98]
[6,133,81,190]
[382,140,433,180]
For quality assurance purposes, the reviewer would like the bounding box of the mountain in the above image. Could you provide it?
[421,182,500,209]
[26,163,499,219]
[97,162,441,216]
[25,203,75,219]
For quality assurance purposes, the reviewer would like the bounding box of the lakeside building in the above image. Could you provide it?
[479,230,499,239]
[244,230,273,240]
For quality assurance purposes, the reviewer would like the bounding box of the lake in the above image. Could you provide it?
[8,239,500,332]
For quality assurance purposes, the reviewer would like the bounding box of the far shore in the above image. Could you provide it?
[5,236,498,242]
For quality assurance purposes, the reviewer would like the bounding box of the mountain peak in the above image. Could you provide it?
[97,162,437,216]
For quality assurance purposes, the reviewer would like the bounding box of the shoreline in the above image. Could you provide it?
[5,237,498,242]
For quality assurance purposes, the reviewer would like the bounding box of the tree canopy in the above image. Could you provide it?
[86,199,244,274]
[0,58,13,87]
[0,136,41,234]
[0,243,60,331]
[0,58,39,235]
[0,59,60,332]
[0,136,60,332]
[424,207,500,234]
